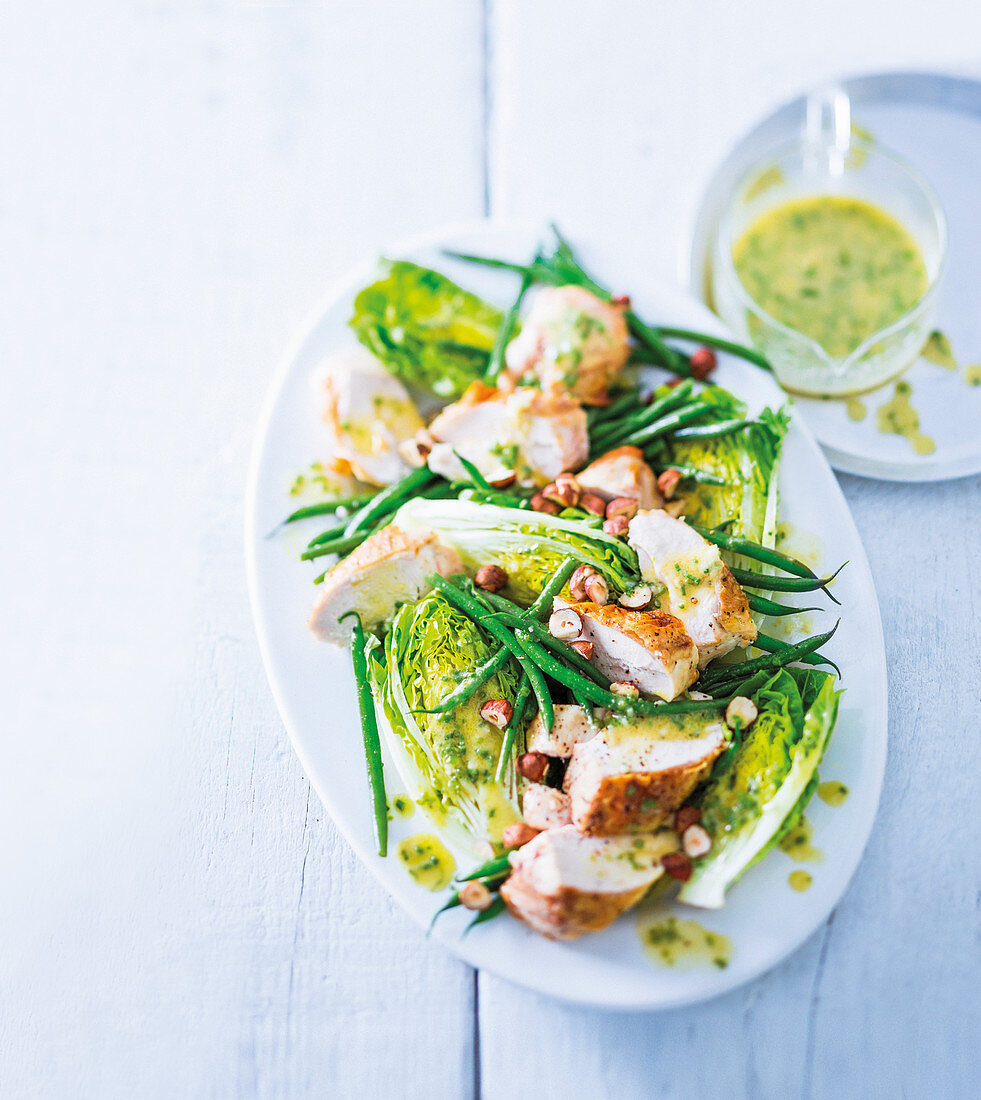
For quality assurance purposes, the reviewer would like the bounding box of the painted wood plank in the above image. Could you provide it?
[479,3,981,1097]
[0,2,486,1096]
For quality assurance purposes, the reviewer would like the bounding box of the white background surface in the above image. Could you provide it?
[2,2,979,1098]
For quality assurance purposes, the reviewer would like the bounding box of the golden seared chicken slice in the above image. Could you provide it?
[627,510,756,667]
[521,784,573,831]
[308,525,462,645]
[500,824,677,940]
[504,285,631,405]
[576,446,662,510]
[560,601,699,701]
[317,347,424,486]
[427,382,587,488]
[526,704,596,758]
[564,715,727,837]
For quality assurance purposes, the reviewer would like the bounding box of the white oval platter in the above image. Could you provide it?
[246,222,887,1010]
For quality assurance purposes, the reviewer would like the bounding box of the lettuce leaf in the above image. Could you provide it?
[394,497,640,603]
[668,404,789,545]
[350,260,503,399]
[679,670,841,909]
[370,591,521,848]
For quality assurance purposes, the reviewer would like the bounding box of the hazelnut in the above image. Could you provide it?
[396,438,428,468]
[665,376,685,390]
[489,474,516,489]
[548,608,583,640]
[583,573,609,605]
[618,584,653,610]
[516,752,548,782]
[479,698,513,730]
[502,823,539,850]
[570,640,594,660]
[661,851,693,882]
[602,515,630,538]
[689,346,717,379]
[610,681,640,698]
[474,564,508,593]
[725,696,759,731]
[458,881,493,911]
[542,476,579,509]
[610,293,631,309]
[605,497,639,521]
[682,823,712,859]
[656,467,683,500]
[579,492,607,517]
[530,492,561,516]
[569,564,597,601]
[674,805,701,834]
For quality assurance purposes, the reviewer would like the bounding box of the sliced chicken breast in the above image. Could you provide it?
[576,446,662,509]
[427,381,587,487]
[504,285,630,405]
[526,704,596,758]
[521,784,573,831]
[564,715,727,836]
[563,602,699,701]
[317,347,424,486]
[500,824,677,939]
[308,524,462,645]
[627,510,757,667]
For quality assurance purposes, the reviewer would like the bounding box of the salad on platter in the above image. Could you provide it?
[279,227,845,942]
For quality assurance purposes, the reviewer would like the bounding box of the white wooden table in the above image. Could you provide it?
[3,3,979,1097]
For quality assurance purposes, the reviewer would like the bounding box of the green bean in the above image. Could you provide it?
[699,624,839,689]
[495,676,532,783]
[587,388,643,428]
[747,594,822,617]
[671,417,755,441]
[306,520,348,548]
[754,632,841,676]
[301,532,372,561]
[690,524,818,580]
[652,463,729,487]
[431,576,554,733]
[453,451,493,490]
[459,854,513,882]
[479,605,610,687]
[428,870,511,932]
[343,466,438,538]
[615,402,719,451]
[527,555,580,620]
[340,613,387,857]
[414,647,513,714]
[649,326,772,372]
[512,627,728,716]
[730,564,844,604]
[486,268,533,383]
[589,381,697,451]
[282,495,374,525]
[462,895,507,934]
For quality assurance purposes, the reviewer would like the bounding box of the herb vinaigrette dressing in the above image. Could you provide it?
[397,833,456,891]
[733,196,928,360]
[638,913,732,970]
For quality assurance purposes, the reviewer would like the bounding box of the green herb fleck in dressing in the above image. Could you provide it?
[397,833,456,891]
[817,780,849,806]
[778,817,823,863]
[788,870,813,892]
[921,329,958,370]
[638,913,732,970]
[876,381,935,455]
[733,196,928,359]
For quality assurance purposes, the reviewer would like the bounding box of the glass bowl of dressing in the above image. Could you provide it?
[711,128,947,396]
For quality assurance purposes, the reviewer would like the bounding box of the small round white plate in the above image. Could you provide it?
[685,70,981,482]
[247,222,887,1009]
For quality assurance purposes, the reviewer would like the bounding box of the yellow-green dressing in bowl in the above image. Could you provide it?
[733,196,928,359]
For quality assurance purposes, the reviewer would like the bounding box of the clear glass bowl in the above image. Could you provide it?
[711,138,947,396]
